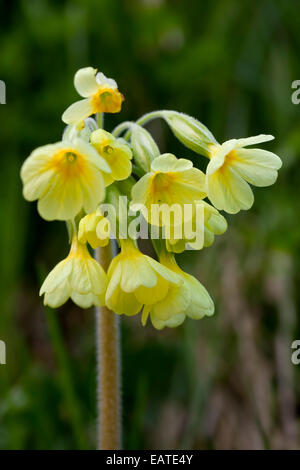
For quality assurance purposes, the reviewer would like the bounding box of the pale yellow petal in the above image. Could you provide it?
[234,134,274,148]
[150,312,185,330]
[38,174,83,221]
[151,281,190,321]
[106,264,141,315]
[135,276,169,304]
[74,67,99,97]
[71,291,100,308]
[231,148,282,187]
[131,174,152,205]
[120,257,158,292]
[40,259,72,295]
[184,274,214,319]
[207,166,254,214]
[151,154,192,173]
[62,98,93,125]
[44,281,72,308]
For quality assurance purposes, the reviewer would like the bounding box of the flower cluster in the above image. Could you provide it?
[21,67,282,329]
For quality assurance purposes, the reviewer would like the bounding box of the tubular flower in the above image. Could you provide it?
[62,67,124,126]
[166,200,227,253]
[21,138,110,221]
[142,251,214,330]
[78,209,111,249]
[40,236,107,308]
[90,129,132,186]
[206,135,282,214]
[131,153,206,227]
[105,239,182,316]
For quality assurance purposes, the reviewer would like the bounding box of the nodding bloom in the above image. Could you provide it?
[131,153,206,227]
[142,251,214,330]
[166,200,227,253]
[90,129,132,186]
[105,239,182,316]
[206,135,282,214]
[40,236,107,308]
[21,137,110,221]
[62,67,124,126]
[78,209,111,249]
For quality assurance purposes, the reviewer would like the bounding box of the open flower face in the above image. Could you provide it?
[62,67,124,126]
[40,237,107,308]
[105,239,182,316]
[21,137,110,221]
[90,129,132,186]
[142,252,214,329]
[78,209,111,249]
[206,135,282,214]
[166,200,227,253]
[131,153,206,227]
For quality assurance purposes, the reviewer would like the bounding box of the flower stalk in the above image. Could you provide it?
[95,241,121,450]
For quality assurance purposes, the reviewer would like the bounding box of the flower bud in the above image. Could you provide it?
[78,209,110,249]
[130,124,160,172]
[162,111,217,157]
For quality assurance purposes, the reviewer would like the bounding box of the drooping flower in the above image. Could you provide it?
[78,209,111,249]
[131,153,206,227]
[105,239,182,316]
[166,200,227,253]
[206,135,282,214]
[142,251,214,329]
[90,129,132,185]
[62,67,124,126]
[21,137,110,221]
[40,236,107,308]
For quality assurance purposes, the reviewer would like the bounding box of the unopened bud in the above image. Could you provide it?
[162,111,217,157]
[130,124,160,172]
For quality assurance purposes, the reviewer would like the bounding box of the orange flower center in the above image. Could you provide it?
[91,87,124,114]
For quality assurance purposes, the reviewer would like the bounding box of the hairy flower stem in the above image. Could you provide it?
[95,242,121,450]
[112,111,163,139]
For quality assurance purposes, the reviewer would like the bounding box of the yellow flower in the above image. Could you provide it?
[40,236,107,308]
[166,200,227,253]
[78,209,111,249]
[105,239,182,316]
[21,137,110,221]
[142,252,214,330]
[90,129,132,185]
[62,67,124,126]
[131,153,206,227]
[206,135,282,214]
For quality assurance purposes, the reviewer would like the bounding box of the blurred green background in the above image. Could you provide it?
[1,0,300,450]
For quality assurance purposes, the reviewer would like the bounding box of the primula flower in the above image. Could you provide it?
[142,251,214,330]
[40,236,107,308]
[90,129,132,185]
[166,200,227,253]
[131,153,206,227]
[62,67,124,126]
[105,239,182,316]
[78,209,111,249]
[21,137,110,221]
[206,135,282,214]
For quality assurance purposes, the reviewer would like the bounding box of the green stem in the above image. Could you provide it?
[112,121,133,138]
[135,110,164,126]
[95,242,121,449]
[123,111,164,141]
[97,112,104,129]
